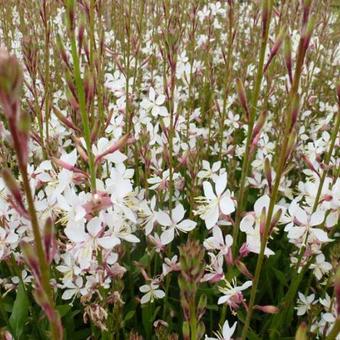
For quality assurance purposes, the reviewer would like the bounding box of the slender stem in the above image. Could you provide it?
[67,1,97,191]
[232,0,273,254]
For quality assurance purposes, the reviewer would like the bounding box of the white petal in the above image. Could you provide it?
[62,289,76,300]
[87,217,102,236]
[215,173,227,196]
[155,94,165,106]
[97,236,120,249]
[139,285,150,293]
[177,219,196,232]
[140,292,151,304]
[217,295,229,305]
[254,195,270,216]
[310,210,325,226]
[172,204,185,223]
[156,211,172,226]
[149,87,156,102]
[154,289,165,299]
[219,195,235,215]
[311,228,331,242]
[240,215,255,233]
[203,182,216,200]
[204,206,219,230]
[160,228,175,245]
[122,234,140,243]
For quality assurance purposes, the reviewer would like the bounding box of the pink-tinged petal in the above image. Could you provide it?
[203,181,216,200]
[97,236,120,249]
[156,211,172,226]
[160,228,175,245]
[215,173,227,196]
[177,219,196,232]
[311,228,331,242]
[204,206,219,230]
[254,195,270,216]
[87,217,102,236]
[219,195,235,215]
[172,204,185,223]
[310,210,325,226]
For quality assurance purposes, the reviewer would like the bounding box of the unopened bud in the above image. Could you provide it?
[236,78,249,119]
[1,169,26,215]
[295,322,308,340]
[264,158,272,192]
[235,260,253,279]
[264,29,285,73]
[0,49,23,106]
[43,217,57,264]
[260,207,267,236]
[21,241,41,282]
[284,36,293,84]
[270,209,282,234]
[252,110,267,141]
[335,266,340,315]
[290,96,300,131]
[254,305,279,314]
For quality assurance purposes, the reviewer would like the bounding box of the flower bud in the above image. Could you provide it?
[236,78,249,119]
[0,49,23,107]
[335,266,340,315]
[43,217,57,264]
[264,28,285,73]
[254,305,279,314]
[21,241,41,282]
[264,158,272,192]
[1,169,27,216]
[295,322,308,340]
[284,36,293,84]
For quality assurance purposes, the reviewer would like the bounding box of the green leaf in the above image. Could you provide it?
[9,282,29,339]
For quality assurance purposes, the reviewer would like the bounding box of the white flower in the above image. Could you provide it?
[141,87,168,117]
[197,160,222,180]
[309,254,332,280]
[0,227,18,259]
[205,320,237,340]
[196,173,235,230]
[156,203,196,245]
[295,292,316,316]
[61,277,87,301]
[139,282,165,304]
[218,278,252,310]
[240,195,279,256]
[285,202,331,244]
[203,226,233,256]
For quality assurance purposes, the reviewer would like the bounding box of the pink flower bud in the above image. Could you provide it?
[254,305,279,314]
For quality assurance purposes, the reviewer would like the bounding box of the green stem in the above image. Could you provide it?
[232,0,273,255]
